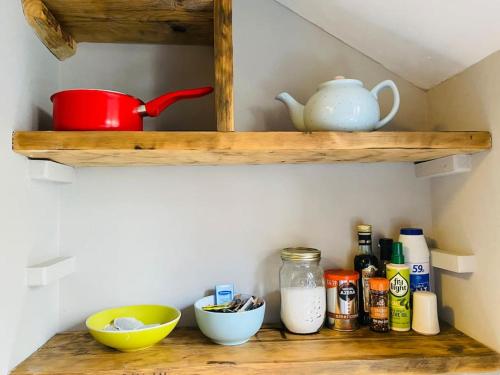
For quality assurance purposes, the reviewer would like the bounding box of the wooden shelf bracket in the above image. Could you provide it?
[431,249,475,273]
[415,154,472,178]
[22,0,76,60]
[28,159,75,183]
[26,256,76,287]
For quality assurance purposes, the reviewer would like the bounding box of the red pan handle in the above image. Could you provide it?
[141,86,214,117]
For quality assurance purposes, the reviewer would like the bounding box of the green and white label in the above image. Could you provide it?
[387,267,410,330]
[390,273,409,297]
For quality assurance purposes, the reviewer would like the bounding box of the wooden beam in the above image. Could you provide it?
[22,0,76,60]
[214,0,234,131]
[12,131,491,167]
[42,0,214,45]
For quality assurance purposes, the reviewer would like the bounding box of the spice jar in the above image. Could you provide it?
[280,247,326,334]
[325,270,359,331]
[369,277,390,332]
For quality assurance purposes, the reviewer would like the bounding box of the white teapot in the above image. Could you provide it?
[276,76,400,132]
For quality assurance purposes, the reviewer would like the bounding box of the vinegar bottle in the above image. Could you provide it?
[354,224,379,325]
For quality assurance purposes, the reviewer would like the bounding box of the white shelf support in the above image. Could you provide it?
[26,256,76,287]
[29,160,75,183]
[431,249,475,273]
[415,154,472,178]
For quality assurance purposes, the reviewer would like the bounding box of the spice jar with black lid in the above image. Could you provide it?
[369,277,390,332]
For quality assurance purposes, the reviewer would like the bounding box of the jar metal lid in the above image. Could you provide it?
[357,224,372,233]
[281,247,321,261]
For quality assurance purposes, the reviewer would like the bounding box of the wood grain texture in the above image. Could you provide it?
[12,131,491,167]
[41,0,214,45]
[22,0,76,60]
[214,0,234,131]
[11,325,500,375]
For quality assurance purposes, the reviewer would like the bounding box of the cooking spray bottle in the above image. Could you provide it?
[386,242,410,331]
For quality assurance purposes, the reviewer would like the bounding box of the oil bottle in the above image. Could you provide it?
[387,242,411,331]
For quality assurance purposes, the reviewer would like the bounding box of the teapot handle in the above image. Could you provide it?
[371,80,400,130]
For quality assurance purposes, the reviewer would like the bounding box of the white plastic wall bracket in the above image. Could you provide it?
[29,160,75,184]
[431,249,475,273]
[26,256,76,287]
[415,155,472,178]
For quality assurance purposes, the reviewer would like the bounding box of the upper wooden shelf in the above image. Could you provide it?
[22,0,217,60]
[12,131,491,167]
[11,325,500,374]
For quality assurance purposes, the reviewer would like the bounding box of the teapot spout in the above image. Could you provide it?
[276,92,306,131]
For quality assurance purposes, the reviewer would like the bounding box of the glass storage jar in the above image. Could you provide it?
[280,247,326,334]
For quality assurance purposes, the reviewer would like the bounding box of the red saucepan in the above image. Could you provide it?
[51,86,214,131]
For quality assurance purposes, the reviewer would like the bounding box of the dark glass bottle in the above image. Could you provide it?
[378,238,393,278]
[354,224,379,325]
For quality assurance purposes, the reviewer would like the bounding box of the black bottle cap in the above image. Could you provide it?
[379,238,393,261]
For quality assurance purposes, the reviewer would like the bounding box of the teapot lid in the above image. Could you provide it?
[319,76,363,89]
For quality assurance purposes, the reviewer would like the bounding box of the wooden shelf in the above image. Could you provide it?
[12,131,491,167]
[11,325,500,374]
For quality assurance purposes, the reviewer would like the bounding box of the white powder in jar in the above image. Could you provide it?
[280,286,326,334]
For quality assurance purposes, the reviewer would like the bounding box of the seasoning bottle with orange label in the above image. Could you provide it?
[369,278,390,332]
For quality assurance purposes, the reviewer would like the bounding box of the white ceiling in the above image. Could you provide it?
[275,0,500,89]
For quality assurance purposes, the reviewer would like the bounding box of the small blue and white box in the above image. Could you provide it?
[215,284,234,305]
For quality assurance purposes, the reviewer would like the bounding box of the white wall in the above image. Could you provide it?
[275,0,500,89]
[57,0,432,331]
[235,0,429,131]
[59,164,432,329]
[0,1,61,373]
[428,51,500,352]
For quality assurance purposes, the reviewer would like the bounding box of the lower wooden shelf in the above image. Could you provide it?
[12,131,491,167]
[12,324,500,374]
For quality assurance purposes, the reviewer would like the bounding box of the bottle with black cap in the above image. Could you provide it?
[378,238,393,278]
